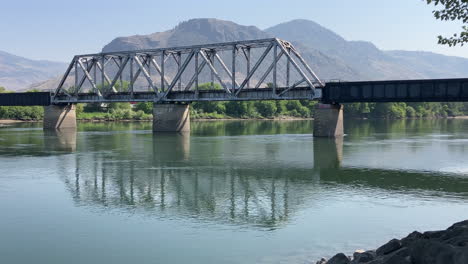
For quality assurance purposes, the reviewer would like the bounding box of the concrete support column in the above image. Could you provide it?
[153,103,190,132]
[313,104,344,137]
[43,104,77,130]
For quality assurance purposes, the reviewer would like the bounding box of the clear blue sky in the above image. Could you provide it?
[1,0,466,61]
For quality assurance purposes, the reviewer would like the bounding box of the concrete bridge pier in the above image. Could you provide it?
[153,103,190,132]
[43,104,77,130]
[313,104,344,137]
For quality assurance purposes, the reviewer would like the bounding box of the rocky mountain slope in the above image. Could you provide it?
[0,51,66,91]
[103,18,271,52]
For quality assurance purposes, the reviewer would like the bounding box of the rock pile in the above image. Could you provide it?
[316,220,468,264]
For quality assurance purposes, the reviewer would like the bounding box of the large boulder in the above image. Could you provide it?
[376,239,402,256]
[317,219,468,264]
[328,253,350,264]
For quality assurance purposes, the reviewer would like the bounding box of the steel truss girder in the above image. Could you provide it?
[53,38,324,103]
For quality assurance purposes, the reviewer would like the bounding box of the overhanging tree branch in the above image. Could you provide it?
[426,0,468,46]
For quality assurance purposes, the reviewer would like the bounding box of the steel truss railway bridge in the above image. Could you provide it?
[1,38,467,137]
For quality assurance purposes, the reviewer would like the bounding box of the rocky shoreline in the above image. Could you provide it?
[317,220,468,264]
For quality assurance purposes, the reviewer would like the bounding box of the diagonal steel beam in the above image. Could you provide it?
[150,58,170,88]
[161,51,195,99]
[131,55,150,84]
[214,53,240,89]
[289,46,324,87]
[236,43,274,96]
[134,56,159,94]
[74,59,96,95]
[106,57,130,96]
[77,59,99,95]
[111,57,121,67]
[54,57,76,98]
[199,50,230,94]
[254,50,284,89]
[95,60,117,93]
[184,57,207,91]
[278,78,305,97]
[274,40,316,93]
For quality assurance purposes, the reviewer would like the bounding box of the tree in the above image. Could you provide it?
[197,82,222,90]
[426,0,468,46]
[134,102,153,114]
[255,101,277,118]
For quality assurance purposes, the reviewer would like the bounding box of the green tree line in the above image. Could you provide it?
[344,102,468,118]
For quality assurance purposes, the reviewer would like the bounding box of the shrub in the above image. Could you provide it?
[255,101,277,118]
[135,102,153,114]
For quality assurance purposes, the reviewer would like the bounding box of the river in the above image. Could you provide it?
[0,119,467,264]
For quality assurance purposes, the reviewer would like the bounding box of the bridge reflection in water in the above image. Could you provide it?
[63,132,304,227]
[40,124,468,229]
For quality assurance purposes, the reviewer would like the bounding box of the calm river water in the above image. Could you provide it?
[1,119,468,264]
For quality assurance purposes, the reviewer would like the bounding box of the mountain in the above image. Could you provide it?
[265,20,423,80]
[102,18,363,81]
[265,19,468,80]
[385,50,468,78]
[102,18,271,52]
[0,51,66,91]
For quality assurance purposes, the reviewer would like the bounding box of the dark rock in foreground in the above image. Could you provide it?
[316,220,468,264]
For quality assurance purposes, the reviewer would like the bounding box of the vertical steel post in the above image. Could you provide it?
[161,52,165,93]
[195,50,199,97]
[210,50,214,89]
[101,57,105,94]
[74,59,78,95]
[232,45,236,93]
[177,52,182,91]
[286,48,290,87]
[93,59,97,91]
[119,57,123,92]
[273,44,277,95]
[130,56,134,97]
[147,55,151,92]
[246,47,251,88]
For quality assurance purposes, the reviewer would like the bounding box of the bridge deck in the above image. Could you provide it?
[0,92,51,106]
[52,87,319,103]
[1,78,468,106]
[321,78,468,103]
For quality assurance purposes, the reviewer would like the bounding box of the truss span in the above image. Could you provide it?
[53,38,324,104]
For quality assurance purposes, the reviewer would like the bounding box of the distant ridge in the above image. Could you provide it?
[0,51,66,91]
[9,17,468,91]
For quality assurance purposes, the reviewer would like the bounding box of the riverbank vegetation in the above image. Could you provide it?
[1,86,468,121]
[344,102,468,119]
